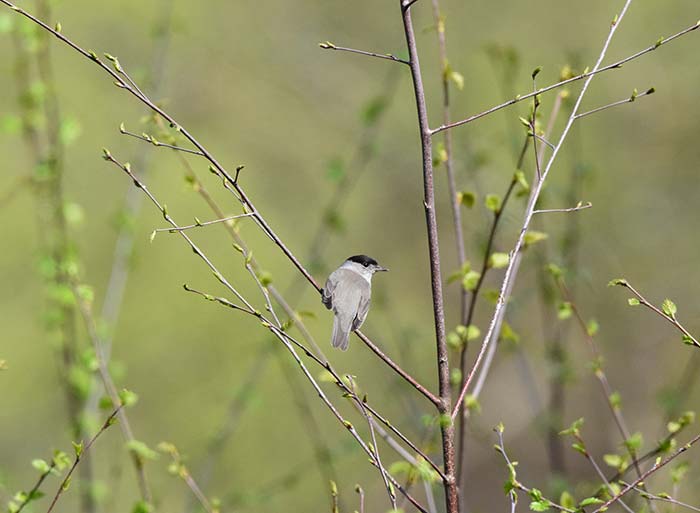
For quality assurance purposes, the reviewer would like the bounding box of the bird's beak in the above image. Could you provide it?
[376,266,389,272]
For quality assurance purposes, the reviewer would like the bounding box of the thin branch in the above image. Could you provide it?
[533,202,592,215]
[319,42,409,65]
[348,377,397,510]
[14,459,57,513]
[624,485,700,513]
[120,126,205,155]
[575,87,655,119]
[431,21,699,135]
[159,444,216,513]
[429,0,468,326]
[611,280,700,348]
[45,407,122,513]
[356,484,365,513]
[452,0,635,422]
[153,213,254,234]
[591,432,700,513]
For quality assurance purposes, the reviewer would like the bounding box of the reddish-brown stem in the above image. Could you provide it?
[400,2,458,512]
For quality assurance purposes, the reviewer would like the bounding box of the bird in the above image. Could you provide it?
[321,254,388,350]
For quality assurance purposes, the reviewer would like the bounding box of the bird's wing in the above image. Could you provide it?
[352,293,371,331]
[321,272,336,310]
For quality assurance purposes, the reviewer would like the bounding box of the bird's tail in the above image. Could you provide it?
[331,317,350,351]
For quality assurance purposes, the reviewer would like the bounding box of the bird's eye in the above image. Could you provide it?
[363,262,369,267]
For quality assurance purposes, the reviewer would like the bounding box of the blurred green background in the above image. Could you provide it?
[1,0,699,512]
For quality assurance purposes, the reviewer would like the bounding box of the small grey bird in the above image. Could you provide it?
[322,255,388,350]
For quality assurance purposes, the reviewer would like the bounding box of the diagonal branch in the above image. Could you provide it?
[431,21,699,135]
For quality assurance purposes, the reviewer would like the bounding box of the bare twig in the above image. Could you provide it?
[624,484,700,513]
[319,41,409,65]
[348,377,397,510]
[119,126,204,155]
[356,484,365,513]
[153,213,254,234]
[575,87,655,119]
[430,0,468,326]
[533,202,592,215]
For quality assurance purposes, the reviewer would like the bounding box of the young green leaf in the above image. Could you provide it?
[662,298,677,318]
[485,194,502,213]
[489,252,510,269]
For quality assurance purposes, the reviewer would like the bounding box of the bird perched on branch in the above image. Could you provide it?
[322,255,388,350]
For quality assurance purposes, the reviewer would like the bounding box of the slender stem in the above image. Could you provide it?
[349,377,397,510]
[575,88,654,119]
[533,202,592,214]
[120,127,204,155]
[153,213,254,234]
[400,3,458,512]
[319,42,409,65]
[624,485,700,513]
[430,0,468,325]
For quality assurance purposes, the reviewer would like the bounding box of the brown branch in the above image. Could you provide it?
[533,202,592,214]
[319,41,409,65]
[575,87,655,119]
[400,2,458,512]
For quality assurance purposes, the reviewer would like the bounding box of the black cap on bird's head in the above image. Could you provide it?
[346,254,388,272]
